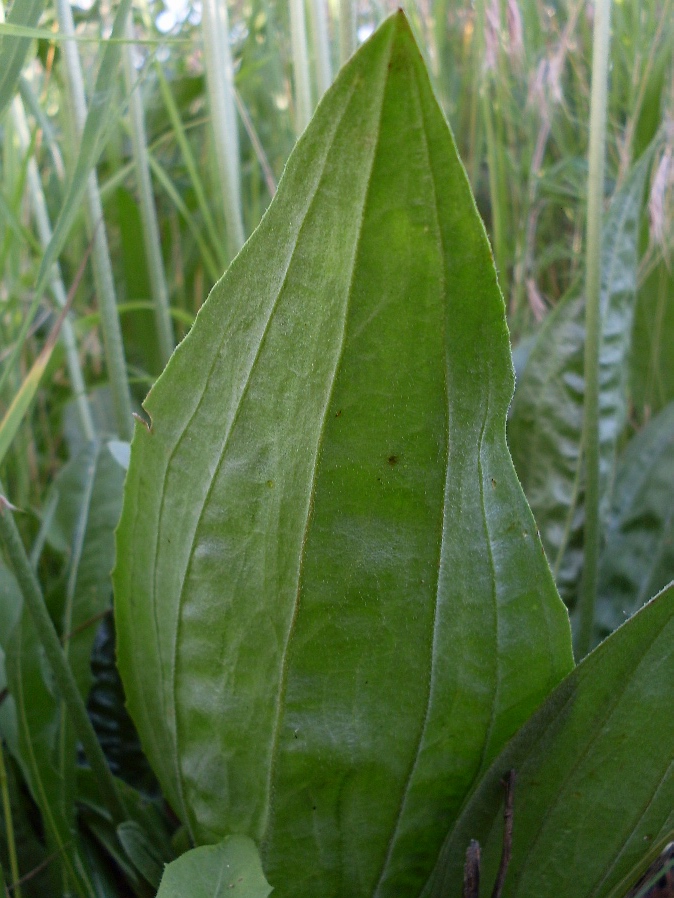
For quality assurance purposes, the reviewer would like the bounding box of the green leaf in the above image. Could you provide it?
[508,153,651,605]
[47,440,125,698]
[114,12,572,897]
[117,821,165,888]
[631,260,674,416]
[0,561,93,896]
[0,297,72,470]
[156,836,272,898]
[0,0,133,401]
[77,768,173,893]
[0,0,45,120]
[425,582,674,898]
[595,401,674,642]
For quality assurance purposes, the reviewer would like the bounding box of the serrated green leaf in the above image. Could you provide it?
[114,12,572,897]
[425,582,674,898]
[508,153,651,606]
[595,401,674,643]
[156,836,272,898]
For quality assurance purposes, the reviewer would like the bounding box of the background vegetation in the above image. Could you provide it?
[0,0,672,895]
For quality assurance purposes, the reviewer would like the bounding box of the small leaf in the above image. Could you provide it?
[156,836,272,898]
[425,582,674,898]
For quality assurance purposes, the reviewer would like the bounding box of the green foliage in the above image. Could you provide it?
[0,0,673,896]
[156,836,272,898]
[114,14,572,895]
[426,581,674,898]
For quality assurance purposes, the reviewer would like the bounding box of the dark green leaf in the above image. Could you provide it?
[425,582,674,898]
[508,153,651,605]
[117,821,165,888]
[0,561,93,896]
[631,260,674,416]
[115,13,572,897]
[595,401,674,642]
[156,836,272,898]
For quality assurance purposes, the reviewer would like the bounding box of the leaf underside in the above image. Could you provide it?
[114,13,572,897]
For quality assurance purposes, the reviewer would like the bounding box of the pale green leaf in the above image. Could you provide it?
[115,13,572,897]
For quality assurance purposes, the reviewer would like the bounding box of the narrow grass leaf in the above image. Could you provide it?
[0,562,93,897]
[0,292,73,470]
[0,0,45,119]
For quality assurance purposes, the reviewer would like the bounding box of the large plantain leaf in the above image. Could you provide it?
[595,401,674,643]
[114,12,572,897]
[425,581,674,898]
[508,154,650,606]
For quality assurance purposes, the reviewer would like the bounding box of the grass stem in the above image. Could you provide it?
[201,0,245,258]
[55,0,134,440]
[123,20,174,366]
[575,0,612,659]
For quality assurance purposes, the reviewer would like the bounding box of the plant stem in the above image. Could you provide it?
[308,0,332,98]
[10,95,95,443]
[0,744,21,898]
[575,0,612,659]
[55,0,133,441]
[290,0,312,135]
[201,0,245,258]
[123,19,174,366]
[0,502,127,828]
[339,0,356,65]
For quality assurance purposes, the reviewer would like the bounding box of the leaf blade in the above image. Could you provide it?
[426,582,674,898]
[115,13,573,897]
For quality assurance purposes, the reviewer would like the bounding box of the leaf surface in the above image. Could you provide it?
[114,13,572,897]
[0,561,93,896]
[425,582,674,898]
[0,0,45,120]
[595,401,674,642]
[508,155,650,604]
[155,836,272,898]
